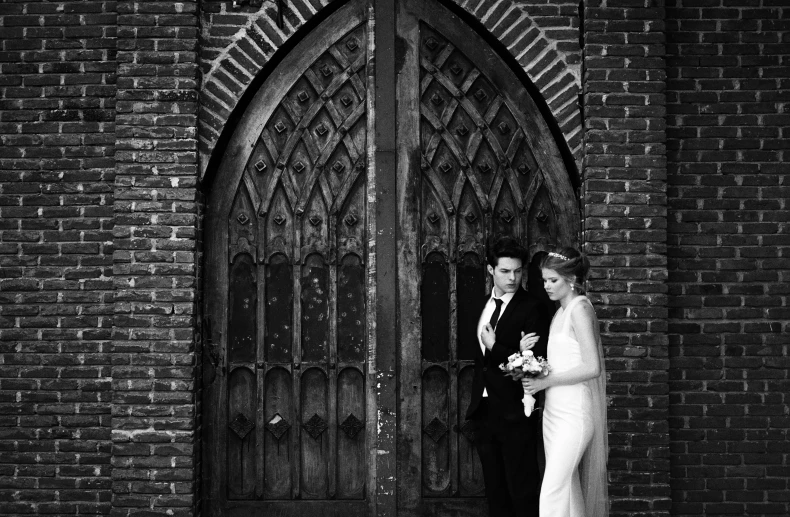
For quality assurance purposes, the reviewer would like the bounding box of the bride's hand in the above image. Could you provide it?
[519,332,539,351]
[521,376,546,395]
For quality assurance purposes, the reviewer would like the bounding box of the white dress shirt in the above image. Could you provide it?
[477,290,515,397]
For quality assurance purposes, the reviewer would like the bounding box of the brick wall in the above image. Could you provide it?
[0,1,116,514]
[1,1,788,515]
[583,1,671,516]
[666,2,790,516]
[111,1,200,515]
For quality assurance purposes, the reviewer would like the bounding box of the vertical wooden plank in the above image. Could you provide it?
[291,253,302,499]
[257,218,266,499]
[202,203,231,515]
[448,260,459,496]
[327,232,338,499]
[374,0,397,516]
[364,4,378,514]
[395,0,422,513]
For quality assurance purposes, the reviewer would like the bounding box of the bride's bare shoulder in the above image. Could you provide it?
[569,298,597,327]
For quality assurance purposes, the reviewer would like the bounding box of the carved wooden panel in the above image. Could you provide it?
[207,1,580,514]
[422,366,451,496]
[405,11,579,503]
[336,367,365,499]
[263,367,293,499]
[421,252,449,362]
[457,365,483,496]
[204,4,371,512]
[228,367,256,498]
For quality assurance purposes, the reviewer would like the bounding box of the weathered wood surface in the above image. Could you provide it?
[396,0,578,515]
[202,1,373,514]
[205,0,578,515]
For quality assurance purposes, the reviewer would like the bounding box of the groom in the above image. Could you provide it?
[465,237,550,517]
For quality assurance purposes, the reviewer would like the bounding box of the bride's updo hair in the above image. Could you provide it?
[539,247,590,293]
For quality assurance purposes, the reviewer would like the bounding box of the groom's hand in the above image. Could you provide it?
[520,332,539,351]
[480,324,496,349]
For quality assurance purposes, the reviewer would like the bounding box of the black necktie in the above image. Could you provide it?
[485,298,503,358]
[489,298,503,330]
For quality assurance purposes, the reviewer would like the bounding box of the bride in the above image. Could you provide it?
[521,248,608,517]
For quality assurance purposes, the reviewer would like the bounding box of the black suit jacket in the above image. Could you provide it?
[465,287,550,422]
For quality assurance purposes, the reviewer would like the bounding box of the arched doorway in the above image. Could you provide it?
[202,0,579,515]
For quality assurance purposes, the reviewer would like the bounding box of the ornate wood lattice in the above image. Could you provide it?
[417,20,563,499]
[395,1,577,507]
[204,4,370,510]
[206,1,578,515]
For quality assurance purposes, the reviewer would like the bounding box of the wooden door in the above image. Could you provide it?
[202,1,375,515]
[395,0,579,515]
[203,0,579,515]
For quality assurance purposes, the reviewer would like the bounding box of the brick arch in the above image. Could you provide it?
[198,0,582,179]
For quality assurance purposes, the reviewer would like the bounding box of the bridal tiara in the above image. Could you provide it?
[548,251,570,261]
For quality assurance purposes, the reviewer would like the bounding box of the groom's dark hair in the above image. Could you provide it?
[486,236,527,268]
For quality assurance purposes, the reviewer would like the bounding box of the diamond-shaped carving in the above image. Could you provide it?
[500,209,514,223]
[274,120,287,133]
[423,416,448,442]
[237,213,250,225]
[255,160,267,173]
[449,63,463,75]
[273,214,286,226]
[331,161,345,174]
[465,212,478,224]
[456,124,469,137]
[265,413,290,440]
[425,37,439,50]
[341,95,353,107]
[297,90,309,103]
[346,37,359,51]
[536,209,549,223]
[344,213,358,227]
[320,64,333,77]
[458,421,476,443]
[427,212,440,224]
[478,162,493,174]
[302,413,328,440]
[431,94,444,106]
[439,162,452,174]
[339,413,364,439]
[498,122,510,134]
[292,161,305,173]
[473,89,488,102]
[315,123,328,136]
[518,163,529,175]
[229,413,255,440]
[308,215,322,227]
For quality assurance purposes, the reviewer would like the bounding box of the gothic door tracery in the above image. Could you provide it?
[202,2,374,515]
[395,1,578,514]
[202,0,579,515]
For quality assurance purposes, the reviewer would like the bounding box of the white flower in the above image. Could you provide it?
[512,357,524,368]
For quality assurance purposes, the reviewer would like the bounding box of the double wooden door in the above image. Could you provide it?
[202,0,578,515]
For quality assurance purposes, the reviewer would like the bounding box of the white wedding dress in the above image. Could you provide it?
[541,295,608,517]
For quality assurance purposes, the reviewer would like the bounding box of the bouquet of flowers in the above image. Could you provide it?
[499,350,551,417]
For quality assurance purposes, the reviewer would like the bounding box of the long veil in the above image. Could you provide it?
[580,298,609,517]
